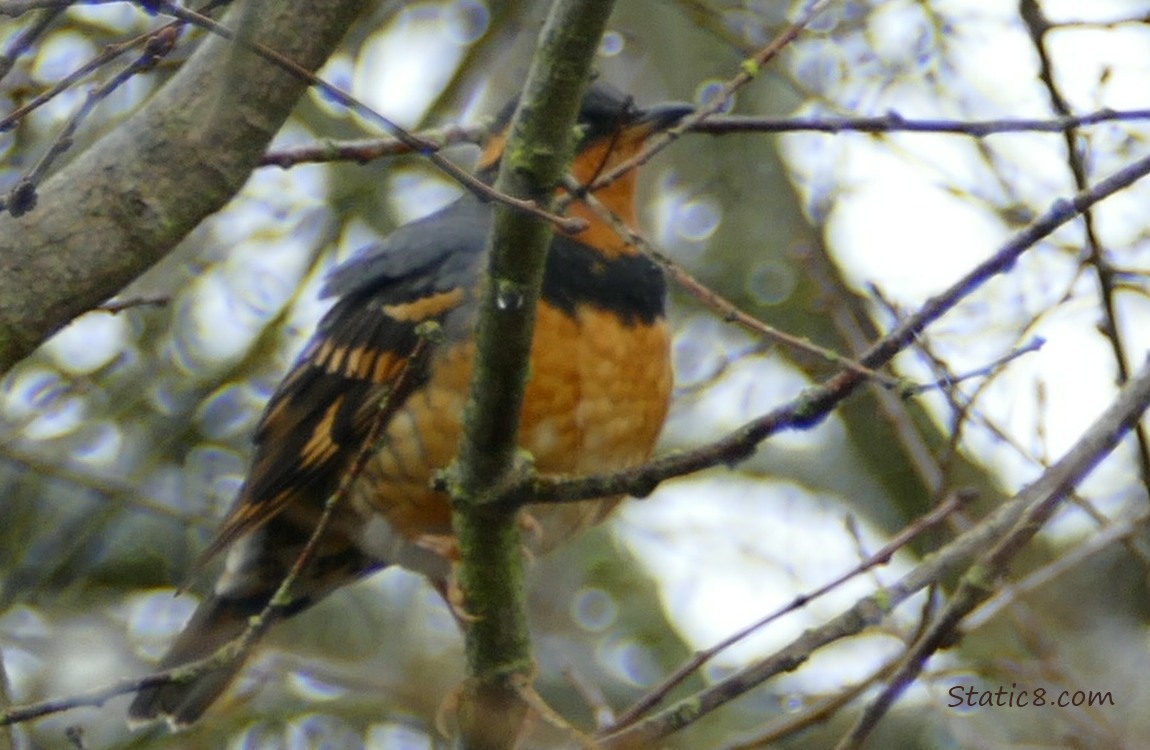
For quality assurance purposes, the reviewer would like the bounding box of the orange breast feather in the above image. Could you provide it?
[351,300,671,552]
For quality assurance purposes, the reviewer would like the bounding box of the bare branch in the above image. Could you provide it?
[0,2,226,132]
[3,27,179,216]
[443,1,616,746]
[524,133,1150,506]
[1018,0,1150,496]
[151,1,586,235]
[0,329,436,728]
[251,107,1150,172]
[609,490,970,731]
[835,354,1150,750]
[603,355,1150,748]
[0,0,367,373]
[260,125,486,168]
[690,108,1150,136]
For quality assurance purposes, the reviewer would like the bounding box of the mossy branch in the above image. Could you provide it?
[0,0,366,374]
[445,1,616,748]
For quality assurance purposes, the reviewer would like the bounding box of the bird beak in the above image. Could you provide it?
[635,102,695,131]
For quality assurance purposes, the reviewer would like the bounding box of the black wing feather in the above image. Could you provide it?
[195,197,487,564]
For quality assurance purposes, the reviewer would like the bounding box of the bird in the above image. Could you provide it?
[128,81,692,729]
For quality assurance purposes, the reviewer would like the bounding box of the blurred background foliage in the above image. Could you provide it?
[4,1,1150,748]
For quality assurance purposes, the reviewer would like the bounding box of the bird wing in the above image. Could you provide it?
[193,198,489,567]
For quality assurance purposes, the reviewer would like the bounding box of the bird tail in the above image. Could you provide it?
[128,519,382,729]
[127,589,267,730]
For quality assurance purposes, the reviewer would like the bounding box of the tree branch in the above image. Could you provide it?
[247,106,1150,177]
[602,354,1150,749]
[444,1,615,748]
[0,0,366,373]
[835,354,1150,750]
[1018,0,1150,504]
[518,135,1150,506]
[688,108,1150,136]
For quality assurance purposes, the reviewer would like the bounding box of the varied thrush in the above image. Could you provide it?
[128,82,691,728]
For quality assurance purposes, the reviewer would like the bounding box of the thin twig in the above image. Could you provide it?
[729,655,901,749]
[608,490,969,731]
[2,27,178,216]
[251,107,1150,171]
[522,131,1150,508]
[0,1,229,133]
[573,0,830,201]
[151,0,586,234]
[0,2,63,81]
[690,108,1150,136]
[805,253,949,497]
[0,329,437,727]
[561,176,890,384]
[902,336,1046,395]
[251,107,1150,172]
[881,279,1150,574]
[260,125,485,168]
[1019,0,1150,501]
[833,357,1150,750]
[213,330,435,675]
[965,508,1150,630]
[602,355,1150,749]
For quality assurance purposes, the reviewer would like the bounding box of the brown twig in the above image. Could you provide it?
[833,356,1150,750]
[573,0,830,201]
[150,0,586,234]
[3,26,179,216]
[522,135,1150,508]
[560,176,891,384]
[607,490,969,731]
[689,108,1150,136]
[260,125,485,168]
[1018,0,1150,501]
[0,328,437,727]
[250,107,1150,172]
[95,295,170,313]
[602,354,1150,749]
[0,1,229,133]
[251,107,1150,173]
